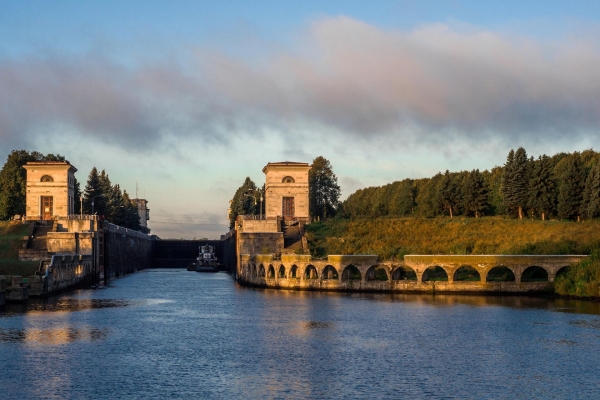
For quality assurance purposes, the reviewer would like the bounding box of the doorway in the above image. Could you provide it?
[282,197,294,218]
[41,196,53,220]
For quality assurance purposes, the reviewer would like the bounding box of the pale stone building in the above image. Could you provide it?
[263,161,311,222]
[239,161,311,233]
[23,161,77,220]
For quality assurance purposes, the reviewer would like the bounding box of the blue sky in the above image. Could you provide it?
[2,1,600,238]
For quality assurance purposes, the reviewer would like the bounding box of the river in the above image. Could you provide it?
[1,269,600,399]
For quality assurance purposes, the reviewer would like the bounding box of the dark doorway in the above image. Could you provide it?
[41,196,53,220]
[282,197,295,218]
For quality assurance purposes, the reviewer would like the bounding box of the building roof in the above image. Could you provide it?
[262,161,310,173]
[23,161,77,172]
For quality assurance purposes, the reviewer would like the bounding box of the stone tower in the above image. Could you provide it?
[263,161,311,222]
[23,161,77,220]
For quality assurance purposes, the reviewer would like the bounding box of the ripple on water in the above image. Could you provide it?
[570,319,600,329]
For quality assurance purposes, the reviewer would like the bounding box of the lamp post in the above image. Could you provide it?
[91,194,106,217]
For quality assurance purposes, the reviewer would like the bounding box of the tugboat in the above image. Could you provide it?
[195,244,219,272]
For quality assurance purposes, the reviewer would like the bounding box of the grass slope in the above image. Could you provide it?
[305,217,600,259]
[0,221,39,276]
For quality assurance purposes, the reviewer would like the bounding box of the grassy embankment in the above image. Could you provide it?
[0,221,39,276]
[305,217,600,297]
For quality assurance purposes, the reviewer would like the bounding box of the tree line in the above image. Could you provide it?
[82,167,147,232]
[341,148,600,221]
[0,150,146,232]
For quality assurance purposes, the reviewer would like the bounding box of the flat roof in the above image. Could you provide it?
[24,161,77,172]
[262,161,310,173]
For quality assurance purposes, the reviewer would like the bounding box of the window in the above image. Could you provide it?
[40,175,53,182]
[282,176,295,183]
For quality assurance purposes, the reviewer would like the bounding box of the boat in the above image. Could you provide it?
[195,244,219,272]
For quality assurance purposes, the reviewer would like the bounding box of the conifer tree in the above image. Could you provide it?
[528,155,556,220]
[82,167,101,215]
[229,177,258,228]
[557,152,585,220]
[581,162,600,219]
[439,170,460,218]
[462,169,489,217]
[309,156,341,220]
[122,190,142,230]
[502,147,529,219]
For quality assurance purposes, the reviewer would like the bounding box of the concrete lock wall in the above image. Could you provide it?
[104,223,154,278]
[221,230,237,274]
[28,254,95,296]
[238,232,284,256]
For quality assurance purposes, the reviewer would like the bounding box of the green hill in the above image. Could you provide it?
[305,217,600,259]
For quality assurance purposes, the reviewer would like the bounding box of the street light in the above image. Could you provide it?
[91,194,106,216]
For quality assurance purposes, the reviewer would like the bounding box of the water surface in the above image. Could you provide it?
[1,269,600,399]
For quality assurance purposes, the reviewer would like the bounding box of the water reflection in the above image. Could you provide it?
[0,298,132,317]
[0,326,108,344]
[250,287,600,315]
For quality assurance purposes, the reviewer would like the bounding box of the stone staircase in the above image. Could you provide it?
[19,222,53,261]
[282,221,305,254]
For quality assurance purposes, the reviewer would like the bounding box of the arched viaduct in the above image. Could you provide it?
[237,254,587,293]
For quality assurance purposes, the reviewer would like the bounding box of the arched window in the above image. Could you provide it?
[41,175,54,182]
[282,176,295,183]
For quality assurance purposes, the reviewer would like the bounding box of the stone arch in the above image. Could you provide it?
[322,265,339,280]
[555,266,570,279]
[290,265,298,278]
[304,265,318,280]
[40,175,54,182]
[258,264,266,278]
[392,266,417,281]
[267,265,275,278]
[278,265,286,278]
[422,266,448,282]
[454,265,481,281]
[521,266,548,282]
[365,265,389,281]
[251,264,257,277]
[486,266,515,282]
[342,264,361,280]
[282,176,295,183]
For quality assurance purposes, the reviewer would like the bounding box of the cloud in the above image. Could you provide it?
[2,17,600,154]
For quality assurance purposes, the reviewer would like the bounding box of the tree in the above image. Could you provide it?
[122,190,141,230]
[502,147,529,219]
[82,167,101,215]
[0,150,65,219]
[439,170,460,218]
[581,161,600,219]
[528,155,556,220]
[462,169,489,217]
[309,156,341,221]
[557,152,585,220]
[229,177,259,228]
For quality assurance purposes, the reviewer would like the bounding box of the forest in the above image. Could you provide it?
[340,148,600,222]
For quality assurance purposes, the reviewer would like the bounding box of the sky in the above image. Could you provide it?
[2,1,600,238]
